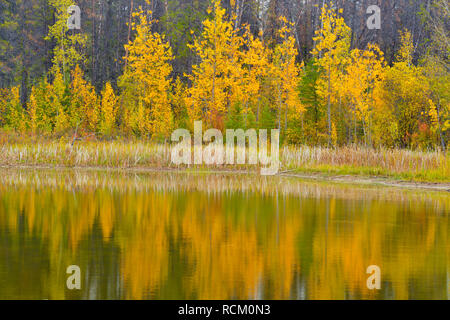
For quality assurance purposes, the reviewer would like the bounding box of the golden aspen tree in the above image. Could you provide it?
[136,99,147,134]
[70,65,98,131]
[119,4,174,139]
[52,70,69,133]
[98,82,118,136]
[186,0,243,129]
[344,44,385,146]
[28,88,38,134]
[5,86,26,132]
[241,27,270,125]
[270,16,303,134]
[397,30,414,66]
[0,89,8,127]
[420,0,449,150]
[31,80,57,133]
[170,77,189,128]
[373,30,431,148]
[331,121,338,146]
[312,2,351,146]
[227,0,250,113]
[422,56,449,150]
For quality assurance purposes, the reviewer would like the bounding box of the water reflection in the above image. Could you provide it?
[0,169,448,300]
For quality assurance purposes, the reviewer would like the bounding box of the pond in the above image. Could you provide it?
[0,169,448,299]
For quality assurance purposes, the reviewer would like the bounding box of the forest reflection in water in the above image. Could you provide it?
[0,169,448,300]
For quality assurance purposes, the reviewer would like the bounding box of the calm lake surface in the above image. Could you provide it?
[0,169,448,300]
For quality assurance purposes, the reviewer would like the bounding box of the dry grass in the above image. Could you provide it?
[0,140,171,168]
[282,145,449,182]
[0,140,447,182]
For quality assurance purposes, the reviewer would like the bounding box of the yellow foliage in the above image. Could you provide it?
[186,0,243,129]
[46,0,87,77]
[331,121,337,146]
[51,70,69,133]
[99,82,118,136]
[70,65,99,131]
[271,17,303,131]
[240,26,270,116]
[343,44,385,144]
[312,2,351,144]
[28,88,38,134]
[8,86,27,133]
[397,30,414,65]
[120,8,174,139]
[372,30,431,147]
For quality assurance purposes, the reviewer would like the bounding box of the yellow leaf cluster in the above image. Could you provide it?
[120,8,174,139]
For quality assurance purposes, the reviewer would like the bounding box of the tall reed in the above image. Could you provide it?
[0,140,447,182]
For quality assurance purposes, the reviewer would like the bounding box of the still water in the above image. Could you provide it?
[0,169,448,300]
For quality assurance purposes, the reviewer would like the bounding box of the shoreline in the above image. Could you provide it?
[279,172,450,192]
[1,164,449,192]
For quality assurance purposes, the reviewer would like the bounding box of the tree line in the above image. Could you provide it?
[0,0,448,149]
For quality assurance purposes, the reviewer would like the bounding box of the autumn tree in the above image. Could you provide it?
[373,31,432,148]
[422,57,449,150]
[186,0,243,129]
[270,16,303,135]
[170,77,189,129]
[344,44,385,146]
[98,82,118,136]
[2,86,26,132]
[0,89,10,128]
[70,65,99,132]
[234,25,270,128]
[312,2,351,146]
[26,79,56,133]
[119,4,174,139]
[420,0,449,150]
[27,87,38,134]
